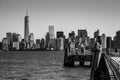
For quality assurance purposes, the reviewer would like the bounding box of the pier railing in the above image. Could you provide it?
[90,52,120,80]
[104,53,120,80]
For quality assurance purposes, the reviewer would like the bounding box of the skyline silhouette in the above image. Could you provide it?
[0,0,120,41]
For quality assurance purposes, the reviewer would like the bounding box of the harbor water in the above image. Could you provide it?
[0,51,90,80]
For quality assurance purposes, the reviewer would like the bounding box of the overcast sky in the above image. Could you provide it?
[0,0,120,41]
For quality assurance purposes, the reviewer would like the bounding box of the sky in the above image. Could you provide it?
[0,0,120,41]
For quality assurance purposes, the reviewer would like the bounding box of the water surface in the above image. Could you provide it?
[0,51,90,80]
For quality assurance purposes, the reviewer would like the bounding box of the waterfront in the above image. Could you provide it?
[0,51,90,80]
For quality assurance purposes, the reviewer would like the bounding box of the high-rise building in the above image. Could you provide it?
[85,37,89,47]
[12,33,18,42]
[89,38,95,49]
[56,31,64,38]
[29,33,34,49]
[18,34,22,42]
[69,31,75,42]
[49,39,55,50]
[13,42,19,50]
[64,39,69,49]
[78,29,87,42]
[113,30,120,49]
[12,33,21,50]
[101,33,106,49]
[40,38,45,50]
[69,31,75,38]
[24,9,29,43]
[0,42,2,50]
[96,36,101,44]
[49,25,54,39]
[94,29,100,39]
[6,32,12,45]
[36,39,40,50]
[19,39,26,50]
[78,29,87,37]
[2,38,9,51]
[49,26,55,50]
[56,37,64,51]
[45,32,50,49]
[106,37,112,49]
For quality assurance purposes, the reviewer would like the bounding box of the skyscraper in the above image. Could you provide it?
[78,29,88,42]
[12,33,21,50]
[6,32,12,45]
[45,32,50,49]
[78,29,87,38]
[29,33,34,49]
[2,38,9,51]
[69,31,75,38]
[36,39,40,50]
[56,31,64,38]
[24,9,29,43]
[49,25,54,39]
[101,33,106,49]
[94,29,100,39]
[113,30,120,49]
[49,25,55,50]
[106,37,112,49]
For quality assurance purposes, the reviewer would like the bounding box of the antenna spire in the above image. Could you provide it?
[26,8,28,16]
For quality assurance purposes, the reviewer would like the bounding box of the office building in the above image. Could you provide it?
[78,29,88,42]
[18,34,22,42]
[49,25,54,39]
[12,33,20,50]
[29,33,34,49]
[56,37,64,51]
[12,33,18,42]
[69,31,75,38]
[49,26,55,50]
[89,38,95,49]
[56,31,64,38]
[0,42,2,50]
[2,38,9,51]
[85,37,89,47]
[45,32,50,49]
[36,39,40,50]
[96,36,101,44]
[13,42,19,50]
[113,30,120,49]
[40,38,45,50]
[24,10,30,49]
[106,37,112,49]
[101,33,106,49]
[19,39,26,50]
[6,32,12,45]
[94,29,100,40]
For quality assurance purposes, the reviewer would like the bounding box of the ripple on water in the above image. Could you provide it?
[0,51,90,80]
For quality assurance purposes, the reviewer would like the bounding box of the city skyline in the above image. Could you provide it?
[1,0,120,41]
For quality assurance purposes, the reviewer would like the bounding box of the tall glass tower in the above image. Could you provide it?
[24,9,29,43]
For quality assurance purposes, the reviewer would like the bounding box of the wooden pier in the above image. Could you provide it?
[64,48,93,67]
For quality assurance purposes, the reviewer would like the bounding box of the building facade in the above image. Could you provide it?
[113,30,120,49]
[2,38,9,51]
[29,33,34,49]
[94,29,100,40]
[106,37,112,49]
[56,31,64,38]
[36,39,40,50]
[49,25,54,39]
[101,33,106,49]
[78,29,88,42]
[49,26,55,50]
[24,11,30,49]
